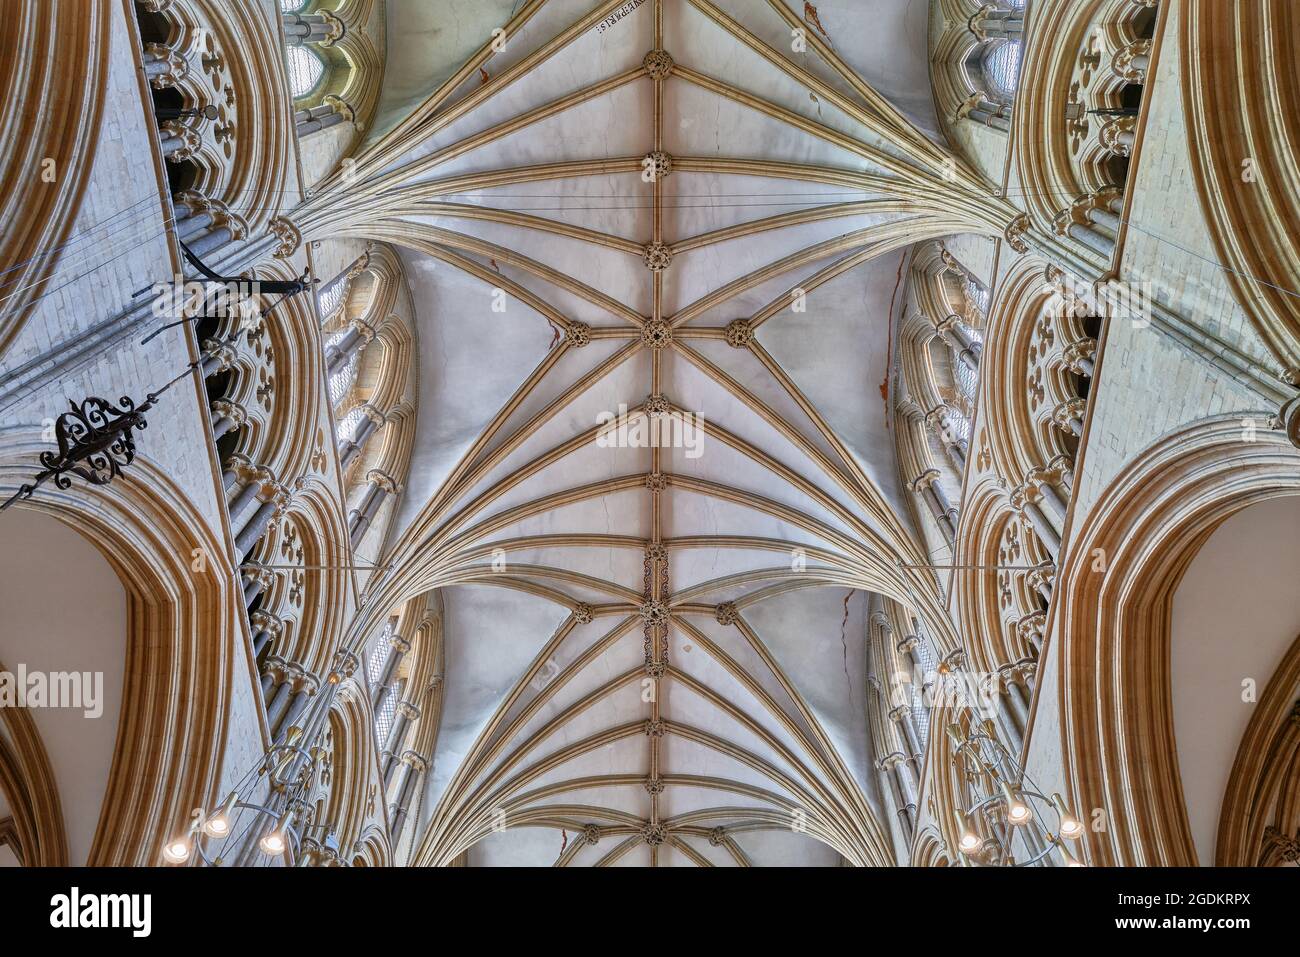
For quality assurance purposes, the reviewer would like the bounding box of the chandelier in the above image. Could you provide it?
[161,649,358,867]
[946,719,1085,866]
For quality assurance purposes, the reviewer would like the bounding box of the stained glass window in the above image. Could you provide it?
[317,274,348,324]
[327,330,360,409]
[368,622,398,742]
[910,635,937,746]
[286,46,325,99]
[983,40,1022,104]
[336,405,364,444]
[374,683,398,744]
[953,350,980,404]
[964,277,991,320]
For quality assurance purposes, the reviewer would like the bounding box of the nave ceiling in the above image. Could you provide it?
[296,0,1017,866]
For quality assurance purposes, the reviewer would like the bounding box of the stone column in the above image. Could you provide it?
[280,672,320,736]
[970,7,1024,39]
[242,564,275,611]
[249,610,284,658]
[283,12,344,46]
[987,674,1023,752]
[1056,192,1124,259]
[937,314,982,371]
[372,631,412,709]
[261,656,289,698]
[925,403,969,468]
[324,319,376,377]
[233,479,290,564]
[880,756,915,841]
[1012,483,1061,558]
[338,404,387,469]
[960,93,1010,131]
[1052,397,1088,438]
[1027,561,1055,606]
[264,661,298,722]
[143,43,187,88]
[208,399,247,439]
[381,699,421,783]
[890,704,923,780]
[349,470,400,547]
[913,470,958,542]
[199,338,238,379]
[388,751,429,841]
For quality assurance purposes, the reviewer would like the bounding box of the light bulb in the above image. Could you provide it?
[162,837,191,864]
[260,808,295,856]
[1052,793,1082,839]
[954,809,981,853]
[1001,780,1030,824]
[203,791,239,838]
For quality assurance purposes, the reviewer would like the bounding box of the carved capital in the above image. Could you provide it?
[269,216,302,259]
[1004,213,1031,254]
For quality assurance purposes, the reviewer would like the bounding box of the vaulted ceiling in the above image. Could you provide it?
[305,0,1011,866]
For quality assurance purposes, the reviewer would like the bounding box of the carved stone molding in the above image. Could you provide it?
[643,49,674,80]
[724,318,753,348]
[641,322,674,351]
[564,322,591,348]
[642,243,673,272]
[643,150,672,179]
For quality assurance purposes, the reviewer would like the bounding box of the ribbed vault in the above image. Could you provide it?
[299,0,1017,866]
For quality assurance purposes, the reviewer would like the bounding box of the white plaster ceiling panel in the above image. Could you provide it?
[665,82,872,173]
[418,81,654,184]
[668,0,908,162]
[668,544,826,595]
[475,487,653,544]
[393,249,565,533]
[660,487,846,556]
[666,435,862,538]
[460,341,649,478]
[732,827,841,867]
[426,585,572,809]
[679,614,829,747]
[663,214,907,315]
[375,0,522,143]
[660,347,878,524]
[671,338,846,464]
[662,171,886,242]
[773,0,940,140]
[742,587,875,795]
[667,639,818,771]
[468,826,569,867]
[398,216,652,320]
[389,1,653,175]
[365,0,940,866]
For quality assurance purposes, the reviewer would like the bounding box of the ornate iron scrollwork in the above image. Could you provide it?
[2,394,159,510]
